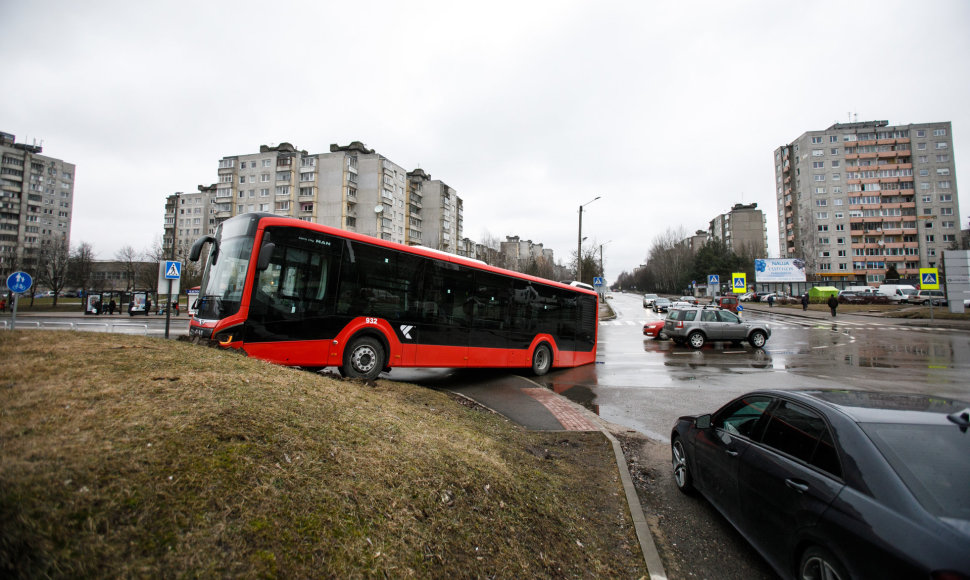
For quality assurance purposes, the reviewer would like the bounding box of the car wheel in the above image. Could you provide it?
[342,336,386,380]
[531,343,552,376]
[687,331,705,349]
[671,437,694,493]
[656,331,668,341]
[749,330,767,348]
[798,546,849,580]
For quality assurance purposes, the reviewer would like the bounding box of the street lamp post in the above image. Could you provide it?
[577,196,601,282]
[599,240,612,280]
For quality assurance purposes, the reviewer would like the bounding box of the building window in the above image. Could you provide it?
[815,187,826,194]
[818,225,829,232]
[814,175,825,182]
[260,188,269,197]
[812,149,824,157]
[818,237,830,244]
[831,160,840,168]
[938,181,951,189]
[925,235,935,242]
[917,143,927,150]
[942,221,955,228]
[934,128,947,136]
[943,234,956,242]
[936,168,950,176]
[813,161,824,169]
[817,212,829,219]
[941,207,953,215]
[916,130,926,137]
[816,199,828,206]
[936,142,948,150]
[812,136,823,144]
[275,186,290,196]
[829,135,838,143]
[936,154,949,163]
[831,148,839,155]
[939,194,952,202]
[834,213,844,220]
[832,173,840,181]
[919,169,929,177]
[260,174,270,182]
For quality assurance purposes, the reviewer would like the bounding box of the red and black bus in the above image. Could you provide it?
[188,213,598,379]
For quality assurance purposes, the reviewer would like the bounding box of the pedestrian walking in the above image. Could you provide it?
[827,294,839,317]
[767,294,774,307]
[0,298,6,312]
[109,299,116,315]
[801,293,809,311]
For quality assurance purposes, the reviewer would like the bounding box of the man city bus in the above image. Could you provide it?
[188,213,598,379]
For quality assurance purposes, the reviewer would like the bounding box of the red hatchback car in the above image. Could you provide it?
[643,320,667,340]
[717,295,740,313]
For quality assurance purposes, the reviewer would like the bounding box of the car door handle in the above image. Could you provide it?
[724,449,739,457]
[785,479,809,493]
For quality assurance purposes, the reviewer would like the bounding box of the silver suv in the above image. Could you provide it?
[664,305,770,349]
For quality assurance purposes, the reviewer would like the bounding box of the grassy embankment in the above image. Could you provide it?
[0,331,645,579]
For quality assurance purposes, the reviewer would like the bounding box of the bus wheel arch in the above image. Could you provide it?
[341,332,388,380]
[531,342,553,376]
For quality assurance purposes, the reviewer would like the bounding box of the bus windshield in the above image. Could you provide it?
[196,235,254,320]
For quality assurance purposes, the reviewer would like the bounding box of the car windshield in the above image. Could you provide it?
[860,422,970,520]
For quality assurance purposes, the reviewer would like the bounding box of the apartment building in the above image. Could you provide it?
[163,184,218,263]
[775,120,960,283]
[169,141,462,252]
[709,203,768,258]
[0,131,75,273]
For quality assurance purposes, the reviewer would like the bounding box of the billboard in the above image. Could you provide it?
[754,258,806,283]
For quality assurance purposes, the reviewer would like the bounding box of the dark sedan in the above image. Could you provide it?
[670,390,970,580]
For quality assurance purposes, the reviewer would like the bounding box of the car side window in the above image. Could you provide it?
[713,396,772,438]
[701,311,717,322]
[717,311,740,323]
[759,401,842,478]
[684,310,697,321]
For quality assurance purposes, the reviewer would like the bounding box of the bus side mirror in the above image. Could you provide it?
[189,235,215,262]
[257,243,275,271]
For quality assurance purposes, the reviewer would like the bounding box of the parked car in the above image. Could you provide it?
[678,295,699,305]
[739,292,757,302]
[664,305,770,348]
[910,289,947,306]
[652,297,672,313]
[642,293,659,308]
[671,389,970,580]
[837,291,890,305]
[642,320,667,340]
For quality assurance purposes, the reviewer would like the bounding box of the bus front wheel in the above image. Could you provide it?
[531,343,552,376]
[342,336,386,380]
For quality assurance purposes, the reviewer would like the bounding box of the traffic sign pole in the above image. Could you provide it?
[6,271,33,331]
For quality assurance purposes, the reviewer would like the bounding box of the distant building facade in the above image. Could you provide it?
[164,141,463,255]
[709,203,767,258]
[775,120,960,283]
[0,131,75,273]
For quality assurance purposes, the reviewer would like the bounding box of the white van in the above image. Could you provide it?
[877,284,917,303]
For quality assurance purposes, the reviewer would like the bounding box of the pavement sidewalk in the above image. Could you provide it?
[740,300,970,330]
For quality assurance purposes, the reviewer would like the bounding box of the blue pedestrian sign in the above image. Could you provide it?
[164,261,182,280]
[593,277,604,286]
[919,268,939,290]
[708,274,719,285]
[732,272,747,294]
[6,271,32,294]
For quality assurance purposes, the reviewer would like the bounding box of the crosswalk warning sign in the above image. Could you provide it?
[732,273,746,294]
[919,268,939,290]
[164,261,182,279]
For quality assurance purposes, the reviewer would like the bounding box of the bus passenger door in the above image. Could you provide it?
[466,271,511,367]
[412,261,470,367]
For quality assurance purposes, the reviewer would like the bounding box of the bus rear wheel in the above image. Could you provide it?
[342,336,386,380]
[531,343,552,376]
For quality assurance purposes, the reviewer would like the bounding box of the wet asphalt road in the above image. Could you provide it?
[534,292,970,442]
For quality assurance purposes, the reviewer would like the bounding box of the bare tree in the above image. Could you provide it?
[69,242,97,305]
[37,240,72,306]
[115,245,139,292]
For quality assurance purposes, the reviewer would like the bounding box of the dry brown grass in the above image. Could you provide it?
[0,331,645,579]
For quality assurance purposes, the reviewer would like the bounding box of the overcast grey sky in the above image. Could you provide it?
[3,0,968,283]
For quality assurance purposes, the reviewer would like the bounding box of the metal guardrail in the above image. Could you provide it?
[0,320,150,335]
